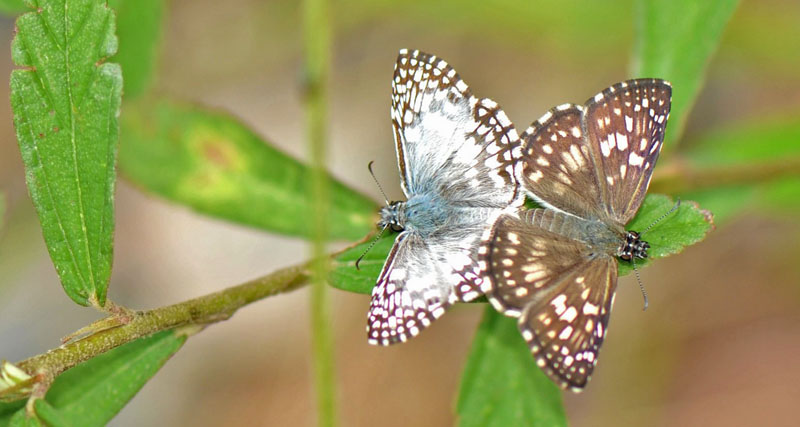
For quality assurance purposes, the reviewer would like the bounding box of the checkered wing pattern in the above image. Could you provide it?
[391,49,520,207]
[370,50,524,345]
[582,79,672,223]
[368,232,456,345]
[517,105,606,220]
[481,210,618,390]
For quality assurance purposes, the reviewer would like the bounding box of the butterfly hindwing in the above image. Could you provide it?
[368,232,455,345]
[517,255,616,390]
[582,79,672,223]
[481,210,619,390]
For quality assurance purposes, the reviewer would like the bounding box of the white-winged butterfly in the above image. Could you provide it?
[367,49,523,345]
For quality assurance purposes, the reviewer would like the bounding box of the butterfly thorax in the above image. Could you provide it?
[618,231,649,261]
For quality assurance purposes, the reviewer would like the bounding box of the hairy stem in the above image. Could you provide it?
[16,262,310,379]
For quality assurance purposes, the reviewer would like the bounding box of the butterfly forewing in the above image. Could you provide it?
[518,105,606,219]
[583,79,672,223]
[391,49,520,207]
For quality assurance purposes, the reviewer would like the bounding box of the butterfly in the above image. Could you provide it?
[367,49,523,345]
[478,79,672,390]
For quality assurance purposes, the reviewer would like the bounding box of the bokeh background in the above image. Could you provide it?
[1,0,799,425]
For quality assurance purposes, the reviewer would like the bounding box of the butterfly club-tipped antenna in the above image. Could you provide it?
[631,257,649,311]
[355,226,387,270]
[368,160,391,206]
[643,197,681,236]
[355,161,392,270]
[632,197,682,311]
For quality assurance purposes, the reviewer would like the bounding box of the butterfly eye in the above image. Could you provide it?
[390,223,404,232]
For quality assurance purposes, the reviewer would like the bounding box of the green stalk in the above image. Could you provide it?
[303,0,337,425]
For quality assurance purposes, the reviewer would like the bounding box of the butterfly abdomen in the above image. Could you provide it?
[521,208,622,255]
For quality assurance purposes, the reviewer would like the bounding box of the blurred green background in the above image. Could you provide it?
[1,0,799,425]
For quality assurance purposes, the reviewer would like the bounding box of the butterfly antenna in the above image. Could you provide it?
[368,161,391,205]
[632,257,649,311]
[355,226,387,270]
[643,198,681,236]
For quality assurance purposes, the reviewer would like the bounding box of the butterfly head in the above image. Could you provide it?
[378,201,406,232]
[619,230,649,261]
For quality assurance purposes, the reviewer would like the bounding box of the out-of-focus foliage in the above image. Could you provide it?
[119,98,377,240]
[108,0,164,98]
[633,0,741,149]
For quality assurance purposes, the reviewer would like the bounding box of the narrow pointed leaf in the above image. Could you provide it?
[119,98,377,240]
[633,0,740,149]
[10,0,122,307]
[457,306,567,427]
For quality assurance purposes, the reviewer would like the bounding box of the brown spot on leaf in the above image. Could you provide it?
[203,140,233,168]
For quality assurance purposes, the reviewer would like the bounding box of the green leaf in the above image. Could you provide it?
[619,193,714,275]
[108,0,163,98]
[29,401,64,426]
[7,409,41,427]
[633,0,740,149]
[457,306,567,427]
[329,233,395,294]
[119,97,377,240]
[10,0,123,307]
[0,0,28,15]
[1,330,186,426]
[0,401,25,425]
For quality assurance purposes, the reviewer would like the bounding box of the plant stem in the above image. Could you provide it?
[649,156,800,194]
[303,0,337,425]
[16,262,310,379]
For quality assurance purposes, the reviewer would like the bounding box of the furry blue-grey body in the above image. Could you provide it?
[379,193,495,239]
